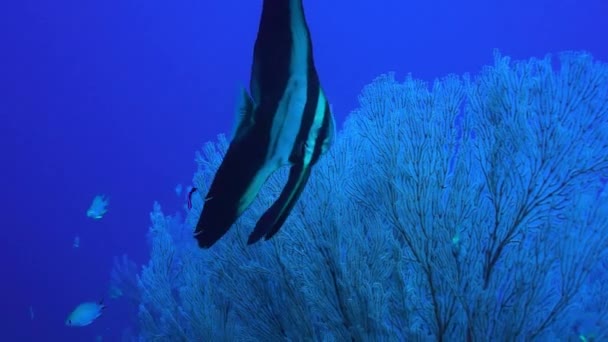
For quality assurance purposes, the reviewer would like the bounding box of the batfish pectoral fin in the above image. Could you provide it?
[247,162,312,245]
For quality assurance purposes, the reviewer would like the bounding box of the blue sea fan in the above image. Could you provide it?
[135,51,608,340]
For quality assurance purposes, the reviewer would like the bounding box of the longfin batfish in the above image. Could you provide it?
[194,0,335,248]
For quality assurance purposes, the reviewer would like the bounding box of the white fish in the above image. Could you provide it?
[87,195,109,220]
[65,300,105,327]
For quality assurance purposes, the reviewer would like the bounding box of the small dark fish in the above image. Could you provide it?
[187,187,198,209]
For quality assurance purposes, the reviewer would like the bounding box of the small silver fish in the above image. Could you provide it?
[65,300,105,327]
[87,195,109,220]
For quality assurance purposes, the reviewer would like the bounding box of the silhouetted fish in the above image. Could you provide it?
[194,0,335,248]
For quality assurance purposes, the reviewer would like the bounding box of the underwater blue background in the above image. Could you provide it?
[2,0,607,340]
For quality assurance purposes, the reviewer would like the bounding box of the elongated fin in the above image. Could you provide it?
[194,137,276,248]
[247,162,311,244]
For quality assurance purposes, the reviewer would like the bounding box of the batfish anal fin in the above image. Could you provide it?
[247,162,311,244]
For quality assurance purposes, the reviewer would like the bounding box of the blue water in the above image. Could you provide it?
[2,0,606,340]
